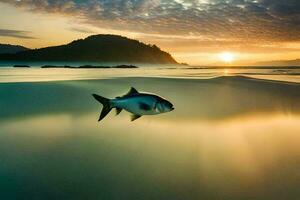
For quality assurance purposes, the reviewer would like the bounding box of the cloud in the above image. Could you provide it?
[69,26,95,34]
[1,0,299,42]
[139,35,300,54]
[0,28,36,39]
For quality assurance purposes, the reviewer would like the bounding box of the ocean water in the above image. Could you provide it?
[0,67,299,199]
[0,65,300,83]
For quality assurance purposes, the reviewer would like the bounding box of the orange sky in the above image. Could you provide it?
[0,1,299,65]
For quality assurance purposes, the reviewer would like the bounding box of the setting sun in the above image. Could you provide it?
[219,52,235,63]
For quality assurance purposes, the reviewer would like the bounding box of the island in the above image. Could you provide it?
[40,64,138,69]
[0,34,178,64]
[13,65,31,68]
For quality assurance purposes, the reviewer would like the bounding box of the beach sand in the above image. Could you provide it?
[0,76,299,199]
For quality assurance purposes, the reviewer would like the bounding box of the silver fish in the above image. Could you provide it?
[92,87,174,121]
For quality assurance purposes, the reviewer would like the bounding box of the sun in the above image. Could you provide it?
[219,52,235,63]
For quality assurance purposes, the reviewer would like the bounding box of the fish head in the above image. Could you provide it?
[156,98,174,113]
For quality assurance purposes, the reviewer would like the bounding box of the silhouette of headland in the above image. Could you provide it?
[0,44,29,54]
[0,34,177,64]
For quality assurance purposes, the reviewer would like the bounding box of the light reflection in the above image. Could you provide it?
[1,111,299,187]
[1,67,300,83]
[224,69,230,75]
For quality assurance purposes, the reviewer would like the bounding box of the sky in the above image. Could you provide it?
[0,0,299,65]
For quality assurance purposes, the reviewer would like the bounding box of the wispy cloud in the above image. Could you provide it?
[69,26,95,34]
[0,28,35,39]
[0,0,299,42]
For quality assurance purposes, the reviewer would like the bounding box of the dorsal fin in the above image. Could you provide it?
[124,87,139,96]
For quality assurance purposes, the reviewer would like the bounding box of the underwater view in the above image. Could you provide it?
[0,67,299,199]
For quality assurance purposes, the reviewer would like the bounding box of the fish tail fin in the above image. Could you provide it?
[92,94,113,122]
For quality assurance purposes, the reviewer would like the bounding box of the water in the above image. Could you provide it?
[1,65,300,83]
[0,67,299,199]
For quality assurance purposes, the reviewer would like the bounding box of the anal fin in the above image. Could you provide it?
[115,108,123,115]
[131,114,142,121]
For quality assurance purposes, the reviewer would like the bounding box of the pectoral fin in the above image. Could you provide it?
[131,114,142,121]
[115,107,122,115]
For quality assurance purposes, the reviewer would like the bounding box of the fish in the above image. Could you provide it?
[92,87,174,121]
